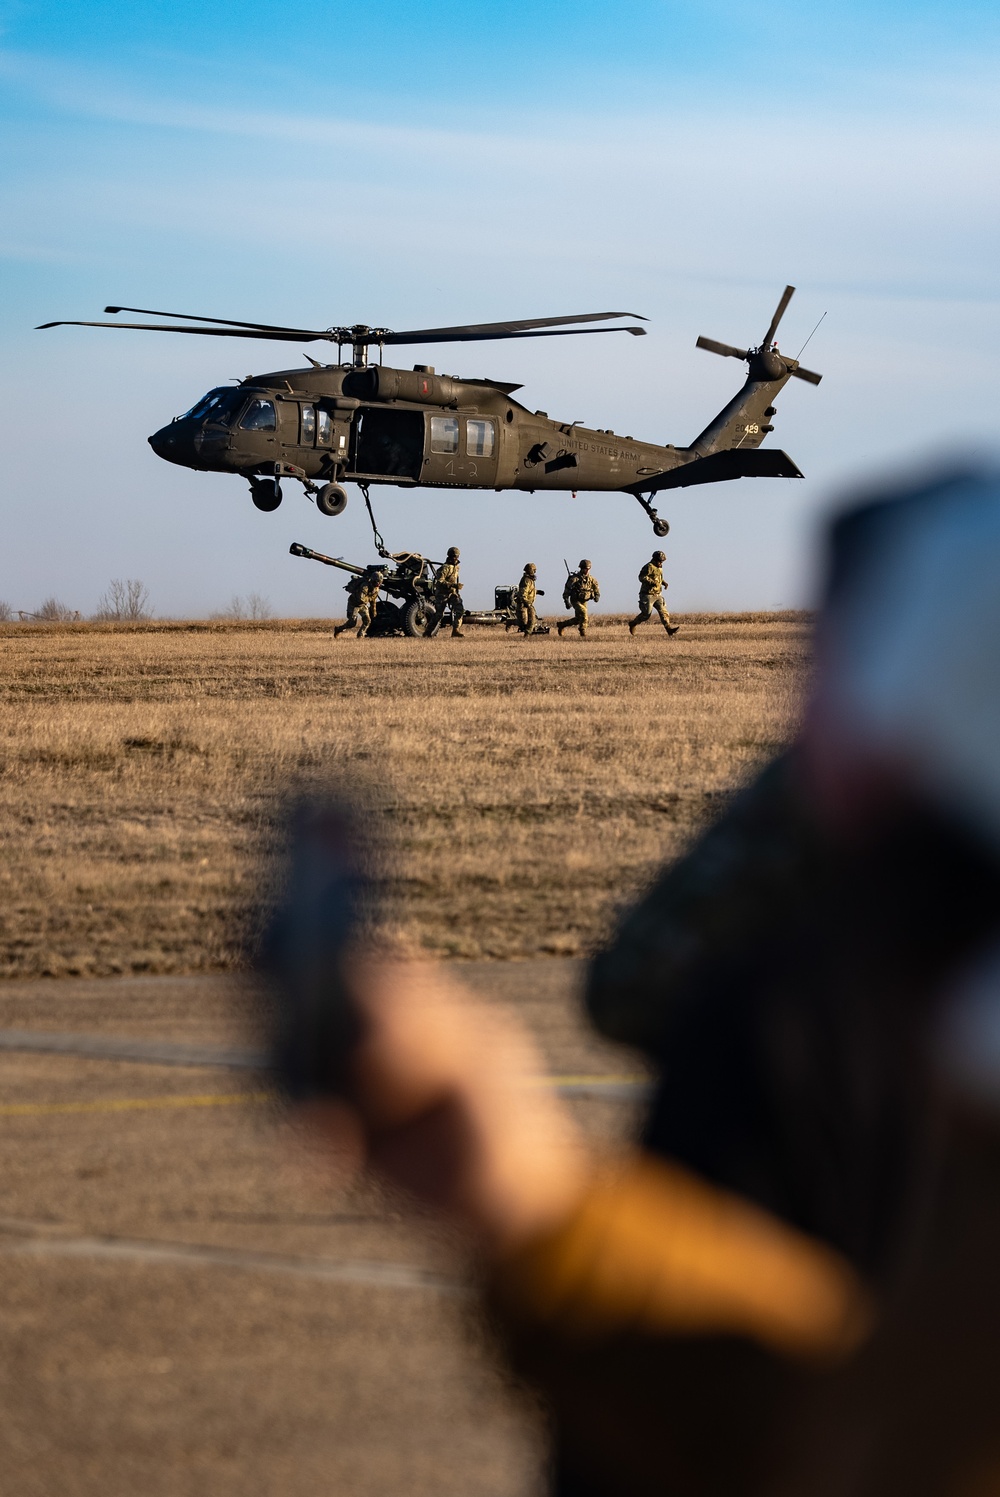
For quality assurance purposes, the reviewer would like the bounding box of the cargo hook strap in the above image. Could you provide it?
[359,483,391,559]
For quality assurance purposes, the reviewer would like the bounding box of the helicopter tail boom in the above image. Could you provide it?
[689,365,793,460]
[624,447,803,496]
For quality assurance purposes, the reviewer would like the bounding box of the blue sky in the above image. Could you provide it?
[2,1,998,615]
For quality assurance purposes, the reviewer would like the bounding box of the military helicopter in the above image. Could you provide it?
[39,286,821,539]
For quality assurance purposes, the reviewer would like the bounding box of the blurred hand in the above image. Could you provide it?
[297,959,589,1257]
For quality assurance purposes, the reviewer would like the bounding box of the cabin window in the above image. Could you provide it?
[430,416,459,454]
[300,404,316,444]
[239,398,277,431]
[466,418,495,458]
[181,388,240,425]
[317,409,333,446]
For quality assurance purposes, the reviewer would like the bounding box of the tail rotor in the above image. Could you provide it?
[696,285,823,385]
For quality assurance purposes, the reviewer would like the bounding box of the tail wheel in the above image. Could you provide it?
[316,482,348,517]
[250,478,282,512]
[653,518,670,537]
[404,599,432,638]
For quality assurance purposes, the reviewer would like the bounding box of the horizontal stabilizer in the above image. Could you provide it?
[625,448,803,495]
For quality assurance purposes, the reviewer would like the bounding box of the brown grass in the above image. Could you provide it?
[0,614,809,977]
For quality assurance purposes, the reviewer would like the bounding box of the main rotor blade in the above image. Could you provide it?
[761,285,795,349]
[105,307,650,341]
[379,311,646,343]
[104,305,329,336]
[36,320,332,341]
[378,324,646,345]
[36,320,646,345]
[790,364,822,385]
[696,336,749,360]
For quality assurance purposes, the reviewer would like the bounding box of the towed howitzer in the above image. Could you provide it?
[290,542,550,636]
[290,541,436,637]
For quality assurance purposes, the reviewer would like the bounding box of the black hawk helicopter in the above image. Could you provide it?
[39,286,821,538]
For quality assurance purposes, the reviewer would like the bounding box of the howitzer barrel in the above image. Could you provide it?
[289,543,365,577]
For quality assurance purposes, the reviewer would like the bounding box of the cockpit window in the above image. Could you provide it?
[180,388,241,425]
[239,398,277,432]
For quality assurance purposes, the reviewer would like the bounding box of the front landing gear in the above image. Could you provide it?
[632,491,670,537]
[250,461,348,517]
[250,477,282,512]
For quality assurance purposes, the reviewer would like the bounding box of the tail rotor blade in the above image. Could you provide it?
[696,336,749,360]
[761,285,795,349]
[790,364,823,385]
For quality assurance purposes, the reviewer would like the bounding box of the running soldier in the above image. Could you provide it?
[428,547,465,638]
[557,559,600,638]
[333,565,383,638]
[629,550,679,636]
[514,563,539,635]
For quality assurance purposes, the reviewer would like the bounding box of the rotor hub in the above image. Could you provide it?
[751,348,788,381]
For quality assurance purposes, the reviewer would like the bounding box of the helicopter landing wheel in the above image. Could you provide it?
[404,599,433,638]
[653,518,670,538]
[316,482,348,517]
[250,477,282,512]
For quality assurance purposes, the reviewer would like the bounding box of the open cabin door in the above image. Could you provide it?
[353,408,424,482]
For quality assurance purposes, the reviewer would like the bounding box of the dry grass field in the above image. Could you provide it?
[0,614,809,979]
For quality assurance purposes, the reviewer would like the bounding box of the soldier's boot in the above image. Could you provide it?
[556,622,566,637]
[629,620,638,635]
[451,625,465,638]
[578,625,587,638]
[333,624,347,638]
[666,624,679,636]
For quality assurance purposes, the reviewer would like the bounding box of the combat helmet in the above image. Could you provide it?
[652,550,666,563]
[446,546,460,560]
[579,559,591,571]
[524,562,537,575]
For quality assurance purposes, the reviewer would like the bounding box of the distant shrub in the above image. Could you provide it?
[215,595,246,620]
[0,600,12,621]
[36,598,78,622]
[94,578,152,622]
[246,591,272,620]
[214,592,272,621]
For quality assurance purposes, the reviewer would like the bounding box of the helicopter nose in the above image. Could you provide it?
[148,423,184,463]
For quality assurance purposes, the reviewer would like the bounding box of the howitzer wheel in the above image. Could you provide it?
[653,518,670,537]
[404,599,432,638]
[316,482,348,518]
[251,477,282,512]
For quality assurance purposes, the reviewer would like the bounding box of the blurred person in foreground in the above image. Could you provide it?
[286,469,1000,1497]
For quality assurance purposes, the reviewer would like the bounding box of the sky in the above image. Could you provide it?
[1,0,998,616]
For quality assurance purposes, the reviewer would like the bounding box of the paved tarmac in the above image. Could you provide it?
[0,962,643,1497]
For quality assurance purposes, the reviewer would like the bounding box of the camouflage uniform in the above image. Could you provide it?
[334,569,382,637]
[429,547,465,637]
[515,564,538,634]
[630,552,678,636]
[557,561,600,637]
